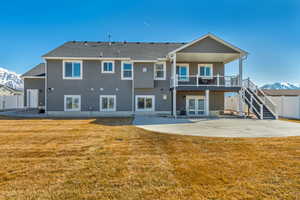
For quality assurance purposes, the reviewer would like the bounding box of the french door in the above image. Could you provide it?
[186,96,205,116]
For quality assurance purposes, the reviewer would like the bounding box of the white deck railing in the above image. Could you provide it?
[171,75,240,87]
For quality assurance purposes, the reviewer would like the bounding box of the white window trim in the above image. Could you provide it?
[100,95,116,112]
[176,64,189,82]
[135,95,155,112]
[64,95,81,112]
[101,61,115,73]
[62,60,83,80]
[198,64,213,79]
[154,62,166,80]
[186,95,206,116]
[121,61,133,80]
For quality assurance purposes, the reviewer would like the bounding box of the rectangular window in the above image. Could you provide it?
[63,61,82,79]
[121,62,133,80]
[154,62,166,80]
[176,64,189,81]
[198,64,213,78]
[64,95,81,111]
[100,95,116,111]
[135,95,155,112]
[101,61,115,73]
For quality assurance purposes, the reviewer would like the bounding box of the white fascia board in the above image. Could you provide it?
[43,57,132,60]
[22,76,45,79]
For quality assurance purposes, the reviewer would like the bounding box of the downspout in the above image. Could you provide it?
[44,59,47,114]
[171,53,177,117]
[132,62,135,116]
[21,77,25,110]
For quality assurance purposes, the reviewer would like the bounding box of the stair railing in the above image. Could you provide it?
[241,87,264,119]
[242,78,277,119]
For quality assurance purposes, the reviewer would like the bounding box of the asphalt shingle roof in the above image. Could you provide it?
[22,63,45,77]
[42,41,186,60]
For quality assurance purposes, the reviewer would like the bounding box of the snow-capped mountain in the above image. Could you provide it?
[0,67,23,90]
[261,82,300,90]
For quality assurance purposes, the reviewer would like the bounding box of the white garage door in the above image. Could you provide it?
[26,89,38,108]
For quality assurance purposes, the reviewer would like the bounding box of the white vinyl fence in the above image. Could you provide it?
[225,95,300,119]
[0,95,24,110]
[269,96,300,119]
[225,95,247,112]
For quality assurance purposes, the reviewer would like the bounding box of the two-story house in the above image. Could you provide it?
[21,34,277,119]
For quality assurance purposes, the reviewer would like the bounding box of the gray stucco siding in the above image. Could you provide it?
[209,91,224,110]
[46,60,133,112]
[134,63,154,88]
[179,37,239,54]
[134,61,172,111]
[24,78,45,107]
[46,59,173,112]
[46,59,224,113]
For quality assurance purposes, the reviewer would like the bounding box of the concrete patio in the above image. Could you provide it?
[133,116,300,138]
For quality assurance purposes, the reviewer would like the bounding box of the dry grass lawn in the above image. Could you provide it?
[280,118,300,124]
[0,117,299,200]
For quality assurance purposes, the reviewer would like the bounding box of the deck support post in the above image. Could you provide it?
[205,89,210,116]
[238,57,244,116]
[238,90,244,116]
[239,57,243,86]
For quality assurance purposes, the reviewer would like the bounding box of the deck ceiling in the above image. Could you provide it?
[176,52,241,64]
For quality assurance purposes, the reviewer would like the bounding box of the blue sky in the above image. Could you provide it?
[0,0,299,85]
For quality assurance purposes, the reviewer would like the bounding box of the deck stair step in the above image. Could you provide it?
[241,78,277,120]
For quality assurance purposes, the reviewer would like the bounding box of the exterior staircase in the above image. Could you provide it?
[241,78,277,120]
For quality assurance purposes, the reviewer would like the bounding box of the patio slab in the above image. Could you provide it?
[133,116,300,138]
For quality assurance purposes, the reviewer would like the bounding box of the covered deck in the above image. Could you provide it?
[168,34,248,117]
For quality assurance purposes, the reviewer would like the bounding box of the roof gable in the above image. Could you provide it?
[179,37,239,54]
[169,33,247,56]
[22,63,45,77]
